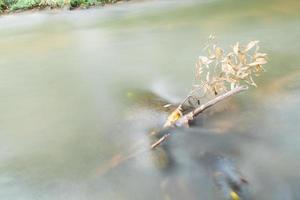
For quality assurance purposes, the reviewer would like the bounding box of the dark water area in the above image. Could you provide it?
[0,0,300,199]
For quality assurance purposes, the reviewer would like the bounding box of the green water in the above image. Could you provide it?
[0,0,300,199]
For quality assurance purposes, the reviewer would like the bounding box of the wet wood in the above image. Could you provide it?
[150,85,248,148]
[96,85,248,176]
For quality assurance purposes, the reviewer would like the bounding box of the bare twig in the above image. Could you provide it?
[96,39,267,177]
[96,146,149,176]
[151,133,170,149]
[163,87,203,127]
[176,85,249,127]
[150,85,248,148]
[96,85,248,176]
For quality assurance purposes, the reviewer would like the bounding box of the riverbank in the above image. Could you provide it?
[0,0,126,14]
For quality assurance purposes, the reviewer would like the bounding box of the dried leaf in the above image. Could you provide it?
[206,71,210,82]
[215,47,223,59]
[254,53,267,58]
[194,37,267,98]
[233,42,239,55]
[245,40,259,52]
[163,104,172,108]
[199,56,212,65]
[248,58,267,66]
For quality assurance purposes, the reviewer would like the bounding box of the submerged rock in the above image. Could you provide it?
[199,152,253,200]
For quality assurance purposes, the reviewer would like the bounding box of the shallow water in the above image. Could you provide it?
[0,0,300,199]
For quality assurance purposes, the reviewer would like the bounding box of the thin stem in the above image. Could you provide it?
[151,85,248,148]
[150,133,170,149]
[178,85,248,126]
[97,85,249,176]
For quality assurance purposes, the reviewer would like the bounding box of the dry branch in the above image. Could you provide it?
[175,85,248,127]
[96,38,267,176]
[150,85,248,148]
[150,133,170,149]
[97,85,248,175]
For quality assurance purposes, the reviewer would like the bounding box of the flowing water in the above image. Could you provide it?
[0,0,300,199]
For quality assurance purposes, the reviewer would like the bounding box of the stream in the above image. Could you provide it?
[0,0,300,199]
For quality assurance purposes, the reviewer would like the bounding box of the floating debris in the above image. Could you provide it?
[164,37,268,128]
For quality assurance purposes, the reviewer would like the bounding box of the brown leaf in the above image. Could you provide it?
[199,56,212,66]
[254,53,267,58]
[233,42,239,55]
[248,57,267,66]
[245,40,259,52]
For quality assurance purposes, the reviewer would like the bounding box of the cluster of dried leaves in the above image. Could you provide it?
[194,36,268,99]
[98,36,268,178]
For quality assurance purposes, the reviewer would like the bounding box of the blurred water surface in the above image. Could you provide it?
[0,0,300,199]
